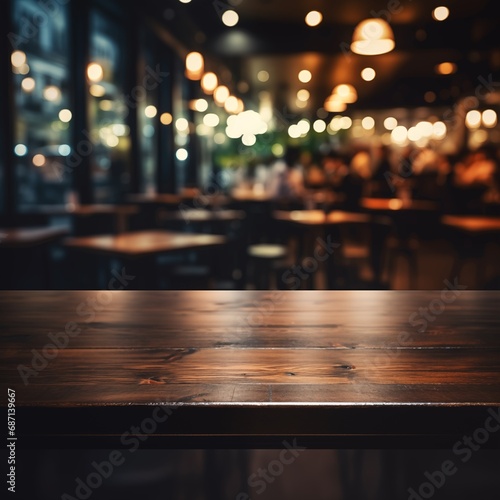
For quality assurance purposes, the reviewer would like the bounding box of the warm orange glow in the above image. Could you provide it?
[185,52,204,80]
[305,11,323,27]
[361,67,376,81]
[160,113,173,125]
[433,6,450,21]
[201,72,218,94]
[298,70,312,83]
[324,95,347,112]
[435,62,457,75]
[87,63,104,82]
[33,154,46,167]
[332,84,357,104]
[213,85,230,105]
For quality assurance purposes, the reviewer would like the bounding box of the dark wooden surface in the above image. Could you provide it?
[63,230,227,258]
[1,291,499,448]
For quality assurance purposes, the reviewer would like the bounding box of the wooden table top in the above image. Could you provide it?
[20,204,139,216]
[64,230,227,258]
[161,209,246,222]
[274,210,371,225]
[231,188,273,202]
[127,193,184,205]
[2,291,499,448]
[128,193,229,206]
[442,215,500,233]
[0,226,68,248]
[361,198,439,212]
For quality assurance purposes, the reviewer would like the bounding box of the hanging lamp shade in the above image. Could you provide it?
[351,18,395,55]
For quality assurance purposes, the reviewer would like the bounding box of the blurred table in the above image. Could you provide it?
[127,193,183,205]
[64,230,227,288]
[230,188,273,203]
[274,209,371,226]
[273,210,382,288]
[361,198,441,288]
[2,290,499,449]
[361,198,439,212]
[20,204,139,234]
[441,215,500,287]
[441,215,500,233]
[128,193,229,207]
[161,209,246,223]
[64,230,226,259]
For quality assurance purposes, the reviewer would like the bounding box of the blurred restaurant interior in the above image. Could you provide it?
[2,1,500,499]
[1,0,500,291]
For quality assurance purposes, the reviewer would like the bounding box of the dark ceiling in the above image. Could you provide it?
[148,0,500,115]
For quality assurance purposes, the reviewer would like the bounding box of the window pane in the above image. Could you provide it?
[88,9,130,203]
[12,0,70,207]
[138,31,158,194]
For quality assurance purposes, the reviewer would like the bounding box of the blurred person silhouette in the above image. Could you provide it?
[304,152,326,188]
[451,145,498,212]
[350,147,372,182]
[268,146,305,201]
[323,151,349,190]
[370,144,394,198]
[411,148,451,201]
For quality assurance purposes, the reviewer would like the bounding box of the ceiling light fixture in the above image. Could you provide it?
[351,18,395,55]
[432,6,450,21]
[305,11,323,27]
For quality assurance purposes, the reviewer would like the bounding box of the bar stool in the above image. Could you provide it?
[247,244,288,289]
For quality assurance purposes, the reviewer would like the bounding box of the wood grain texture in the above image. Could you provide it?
[1,291,499,446]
